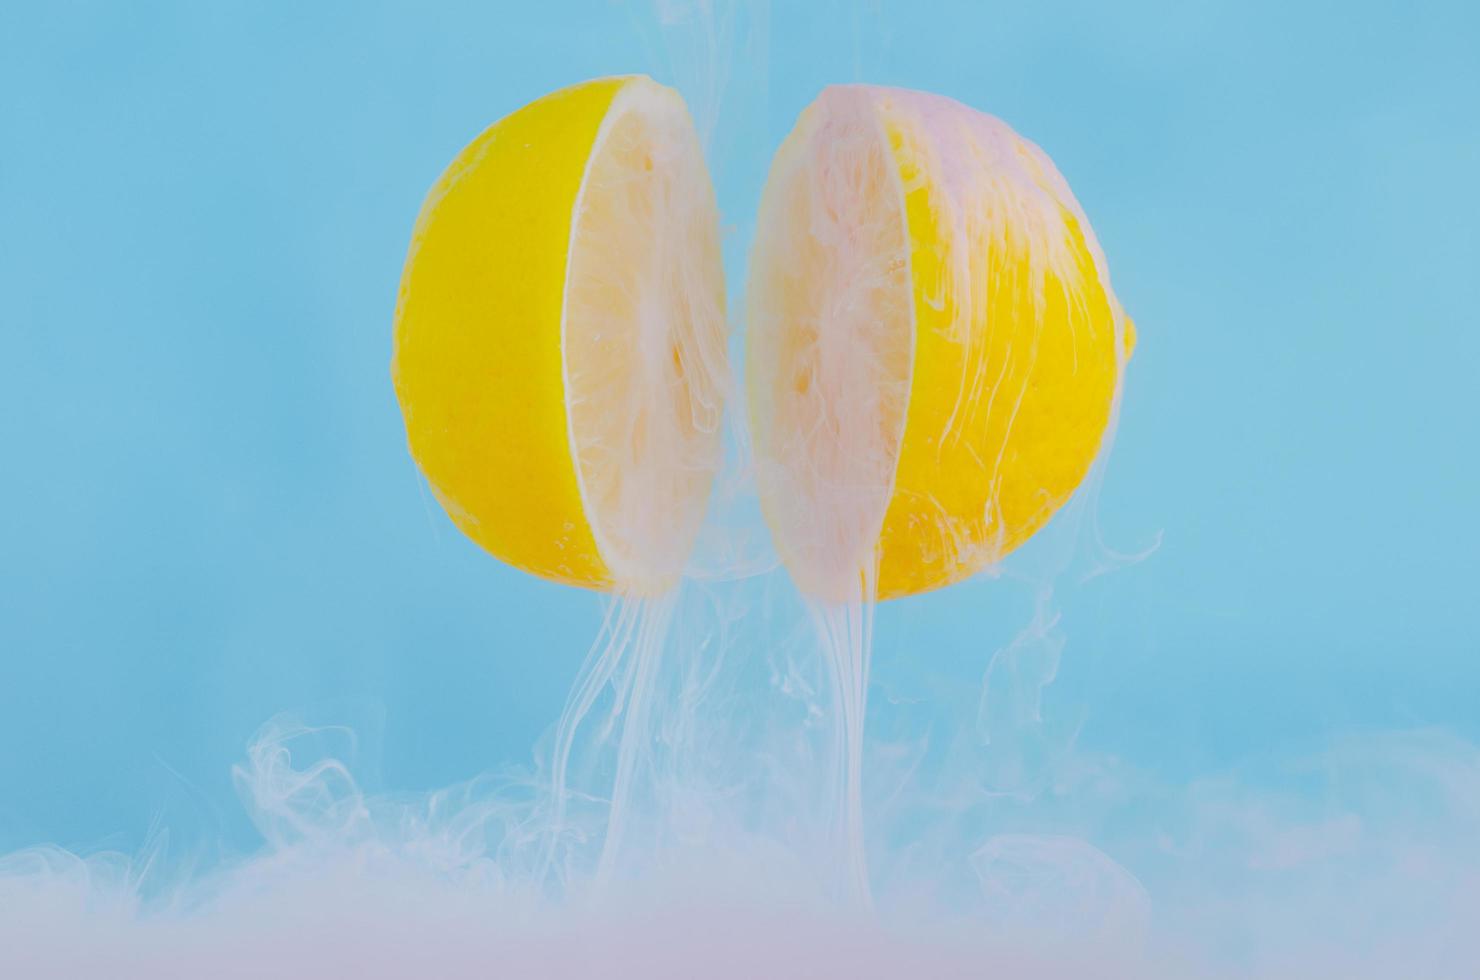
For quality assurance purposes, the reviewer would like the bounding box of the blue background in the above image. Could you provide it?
[2,0,1476,857]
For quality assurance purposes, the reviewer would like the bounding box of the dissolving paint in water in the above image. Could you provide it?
[3,5,1479,978]
[390,68,1132,907]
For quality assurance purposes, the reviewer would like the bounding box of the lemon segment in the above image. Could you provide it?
[747,85,1133,602]
[393,76,725,593]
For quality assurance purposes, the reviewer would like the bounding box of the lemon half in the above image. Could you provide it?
[747,85,1135,601]
[393,76,726,594]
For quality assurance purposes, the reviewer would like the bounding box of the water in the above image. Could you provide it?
[2,1,1478,976]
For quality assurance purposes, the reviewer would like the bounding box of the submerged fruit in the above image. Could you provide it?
[393,75,727,594]
[747,85,1135,601]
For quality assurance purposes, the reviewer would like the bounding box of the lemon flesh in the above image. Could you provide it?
[393,76,726,594]
[747,85,1134,602]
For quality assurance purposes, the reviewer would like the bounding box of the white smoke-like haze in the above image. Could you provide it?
[4,484,1477,977]
[5,694,1477,977]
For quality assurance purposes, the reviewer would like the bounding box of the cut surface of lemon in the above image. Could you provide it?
[393,76,726,594]
[747,85,1135,602]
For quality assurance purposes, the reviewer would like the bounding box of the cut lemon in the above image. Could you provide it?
[747,85,1135,602]
[393,76,726,595]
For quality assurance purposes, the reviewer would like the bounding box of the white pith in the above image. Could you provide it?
[560,76,727,596]
[745,85,916,602]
